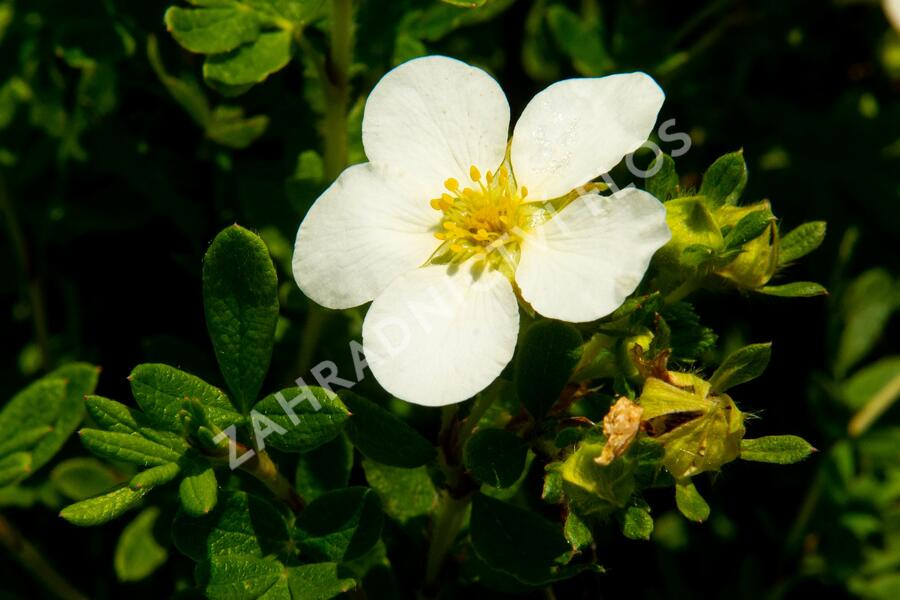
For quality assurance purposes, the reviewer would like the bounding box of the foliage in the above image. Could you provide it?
[1,1,898,599]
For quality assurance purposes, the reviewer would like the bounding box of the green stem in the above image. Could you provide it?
[424,492,470,588]
[456,392,496,452]
[0,513,88,600]
[237,445,305,513]
[663,280,698,305]
[0,174,51,371]
[848,373,900,437]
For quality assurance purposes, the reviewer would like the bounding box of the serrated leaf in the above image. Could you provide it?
[79,429,184,467]
[619,505,654,540]
[295,434,353,502]
[362,459,437,522]
[130,363,242,432]
[740,436,815,464]
[779,221,826,264]
[50,458,121,500]
[645,152,679,201]
[179,459,218,516]
[252,387,349,453]
[341,391,436,468]
[661,301,717,362]
[709,343,772,392]
[700,150,747,208]
[295,487,384,562]
[115,507,168,581]
[470,493,571,586]
[674,479,709,522]
[60,486,147,526]
[463,428,528,488]
[203,225,279,413]
[204,30,293,87]
[515,320,583,418]
[758,282,828,297]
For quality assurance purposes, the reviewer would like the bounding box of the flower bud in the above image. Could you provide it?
[638,372,745,480]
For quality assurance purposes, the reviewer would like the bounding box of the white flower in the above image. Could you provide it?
[293,56,671,407]
[887,0,900,32]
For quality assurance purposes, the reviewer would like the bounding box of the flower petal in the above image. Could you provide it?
[292,163,441,309]
[510,73,664,201]
[887,0,900,32]
[362,261,519,407]
[515,188,671,322]
[362,55,510,198]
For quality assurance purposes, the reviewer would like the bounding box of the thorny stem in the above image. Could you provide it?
[0,513,88,600]
[0,174,51,371]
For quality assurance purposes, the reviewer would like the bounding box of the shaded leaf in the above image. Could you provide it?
[779,221,826,264]
[674,479,709,522]
[253,387,349,453]
[758,282,828,297]
[700,150,747,208]
[115,507,168,581]
[362,459,437,522]
[515,320,583,418]
[295,487,384,562]
[463,428,528,488]
[341,391,436,468]
[60,486,147,526]
[709,343,772,392]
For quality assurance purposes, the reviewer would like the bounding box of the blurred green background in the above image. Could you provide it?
[1,0,899,598]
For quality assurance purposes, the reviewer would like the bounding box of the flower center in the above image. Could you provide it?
[428,164,528,270]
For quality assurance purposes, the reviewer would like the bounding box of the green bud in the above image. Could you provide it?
[561,441,636,516]
[638,373,745,480]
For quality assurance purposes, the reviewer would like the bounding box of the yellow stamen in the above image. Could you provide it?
[444,178,459,192]
[469,165,481,182]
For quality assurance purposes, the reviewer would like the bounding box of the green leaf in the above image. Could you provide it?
[31,363,100,471]
[740,436,816,464]
[779,221,826,264]
[204,30,293,88]
[203,225,279,413]
[50,458,121,500]
[295,487,384,562]
[341,391,436,468]
[843,355,900,412]
[287,563,356,600]
[0,452,32,488]
[619,505,654,540]
[470,493,571,585]
[545,4,611,76]
[130,363,242,432]
[295,434,353,502]
[252,387,350,453]
[129,462,181,491]
[362,459,437,522]
[515,320,583,418]
[172,490,289,563]
[85,395,144,433]
[0,426,51,456]
[724,209,774,250]
[179,458,218,516]
[165,6,265,55]
[563,510,593,550]
[463,428,528,488]
[146,34,210,126]
[0,378,67,456]
[115,507,168,581]
[709,343,772,392]
[836,269,898,377]
[645,152,679,201]
[758,282,828,297]
[60,486,148,526]
[79,429,184,467]
[201,554,283,600]
[207,106,269,149]
[674,479,709,522]
[700,150,747,208]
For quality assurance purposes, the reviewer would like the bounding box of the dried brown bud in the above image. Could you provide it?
[595,397,643,466]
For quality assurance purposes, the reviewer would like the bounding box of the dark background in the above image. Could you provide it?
[1,0,898,598]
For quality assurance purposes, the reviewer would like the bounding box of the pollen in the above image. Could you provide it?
[429,164,529,270]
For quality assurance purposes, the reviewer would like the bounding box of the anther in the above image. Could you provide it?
[444,178,459,192]
[469,165,481,182]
